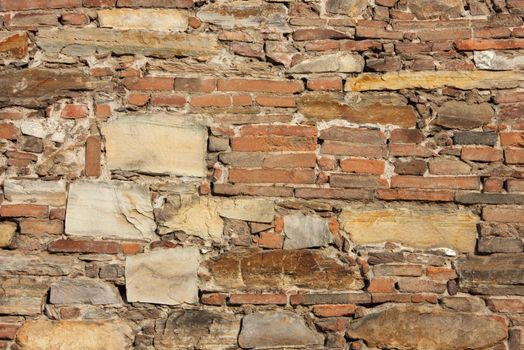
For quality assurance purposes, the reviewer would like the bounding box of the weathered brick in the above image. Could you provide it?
[391,176,480,190]
[0,204,48,218]
[229,169,316,184]
[368,278,395,293]
[426,266,457,280]
[500,132,524,147]
[295,188,372,200]
[255,95,295,107]
[373,264,424,277]
[456,39,524,50]
[48,239,120,254]
[461,147,503,162]
[293,29,349,41]
[85,136,101,177]
[0,0,81,10]
[340,159,385,175]
[218,79,304,94]
[376,189,454,202]
[124,77,174,91]
[190,94,231,107]
[390,129,424,144]
[312,304,356,317]
[307,77,343,91]
[174,78,216,92]
[505,148,524,164]
[330,174,388,189]
[290,293,371,306]
[0,123,18,140]
[231,136,316,152]
[20,219,63,235]
[229,294,286,305]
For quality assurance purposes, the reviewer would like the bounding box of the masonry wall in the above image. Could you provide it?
[0,0,523,349]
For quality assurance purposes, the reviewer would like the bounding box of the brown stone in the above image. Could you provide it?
[436,101,494,130]
[0,31,28,59]
[0,277,48,315]
[407,0,463,19]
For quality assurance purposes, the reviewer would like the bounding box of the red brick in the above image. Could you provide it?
[318,156,336,170]
[229,294,286,305]
[151,94,186,107]
[255,95,295,107]
[340,159,385,175]
[295,187,372,200]
[121,242,143,255]
[127,93,149,106]
[474,27,512,38]
[505,148,524,164]
[61,104,88,119]
[262,153,317,168]
[483,206,524,223]
[483,178,503,193]
[188,16,201,29]
[368,278,395,293]
[376,189,454,202]
[390,129,424,144]
[456,39,524,50]
[240,125,317,137]
[19,219,63,235]
[307,77,343,91]
[0,324,17,340]
[85,136,101,177]
[124,77,174,91]
[426,266,457,280]
[356,26,403,40]
[461,147,503,162]
[0,0,81,10]
[229,168,316,184]
[232,94,252,106]
[218,79,304,94]
[500,132,524,146]
[390,144,436,157]
[0,204,48,218]
[83,0,116,6]
[391,175,480,190]
[258,232,283,248]
[292,29,349,41]
[48,239,120,254]
[507,179,524,192]
[305,39,340,51]
[0,123,18,140]
[340,39,382,51]
[487,298,524,313]
[95,104,111,119]
[231,136,316,152]
[201,293,227,306]
[61,13,88,25]
[312,304,356,317]
[190,94,231,107]
[174,78,216,92]
[321,142,385,158]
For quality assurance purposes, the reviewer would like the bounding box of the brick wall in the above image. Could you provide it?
[0,0,523,349]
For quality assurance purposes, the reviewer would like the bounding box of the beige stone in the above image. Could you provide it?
[98,9,188,32]
[289,53,364,73]
[17,320,133,350]
[219,198,275,223]
[126,247,200,305]
[65,181,156,241]
[407,0,463,19]
[326,0,369,16]
[0,222,16,248]
[340,208,478,253]
[102,115,207,177]
[345,71,524,91]
[4,179,67,206]
[0,277,48,315]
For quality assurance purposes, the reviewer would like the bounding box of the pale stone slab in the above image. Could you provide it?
[4,179,67,206]
[126,247,199,305]
[289,53,364,73]
[17,320,133,350]
[346,71,524,91]
[340,208,478,253]
[0,251,81,276]
[283,213,332,249]
[50,278,122,305]
[0,277,48,315]
[65,181,156,240]
[102,115,207,177]
[474,50,524,70]
[98,9,188,32]
[0,222,16,247]
[219,198,275,223]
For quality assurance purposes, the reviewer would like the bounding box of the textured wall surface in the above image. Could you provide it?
[0,0,524,349]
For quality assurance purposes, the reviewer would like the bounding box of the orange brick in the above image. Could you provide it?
[258,232,283,248]
[240,125,317,137]
[124,77,174,91]
[307,77,343,91]
[340,158,385,175]
[500,132,524,146]
[94,104,111,119]
[368,277,395,293]
[483,178,503,193]
[231,136,317,152]
[174,78,216,92]
[230,168,316,184]
[232,94,252,106]
[255,95,296,107]
[426,266,457,280]
[312,304,356,317]
[127,93,149,106]
[19,219,63,235]
[0,123,18,140]
[190,94,231,107]
[391,175,480,190]
[217,79,304,94]
[505,148,524,164]
[461,147,502,162]
[85,136,101,177]
[201,293,227,306]
[121,242,143,255]
[0,204,48,218]
[61,104,88,119]
[229,294,287,305]
[151,94,186,106]
[456,39,524,50]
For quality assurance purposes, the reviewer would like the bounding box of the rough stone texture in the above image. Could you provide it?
[102,115,207,177]
[0,251,80,276]
[4,179,67,206]
[50,278,122,305]
[340,208,478,253]
[326,0,368,16]
[474,50,524,70]
[65,181,156,240]
[290,53,364,73]
[0,277,48,315]
[238,311,324,348]
[283,213,332,249]
[437,101,494,130]
[0,222,17,248]
[98,9,188,31]
[407,0,464,19]
[218,198,275,223]
[16,320,134,350]
[126,247,200,305]
[348,304,507,350]
[0,31,28,59]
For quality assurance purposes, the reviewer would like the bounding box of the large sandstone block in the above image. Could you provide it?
[37,28,219,59]
[50,278,122,305]
[340,208,478,253]
[16,320,133,350]
[283,213,333,249]
[126,247,200,305]
[348,304,507,350]
[102,115,207,177]
[407,0,463,19]
[4,179,67,206]
[0,277,48,315]
[65,181,156,240]
[436,101,494,130]
[218,198,275,223]
[98,9,188,31]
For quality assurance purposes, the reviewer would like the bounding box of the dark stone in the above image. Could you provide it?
[453,132,498,146]
[456,192,524,204]
[393,159,427,175]
[478,237,523,253]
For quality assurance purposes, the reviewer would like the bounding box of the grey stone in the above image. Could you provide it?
[436,101,494,130]
[474,50,524,70]
[478,237,523,253]
[457,253,524,286]
[289,53,364,73]
[50,278,122,305]
[456,192,524,204]
[453,131,498,146]
[0,277,48,315]
[126,247,200,305]
[283,213,332,249]
[0,251,81,276]
[4,179,67,206]
[238,311,324,348]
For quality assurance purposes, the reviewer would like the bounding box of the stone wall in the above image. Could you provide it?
[0,0,523,349]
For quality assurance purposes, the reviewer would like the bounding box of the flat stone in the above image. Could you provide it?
[348,304,507,350]
[206,249,364,291]
[474,50,524,70]
[289,53,364,73]
[453,131,498,146]
[65,181,156,241]
[37,28,219,59]
[456,192,524,204]
[0,222,16,248]
[283,213,332,249]
[158,196,223,240]
[4,179,67,206]
[297,92,416,127]
[126,247,199,305]
[0,251,81,276]
[407,0,463,19]
[98,9,188,32]
[340,208,478,253]
[102,115,207,177]
[437,101,494,130]
[155,310,240,350]
[218,198,275,223]
[197,0,288,31]
[457,254,524,291]
[239,311,324,348]
[50,278,122,305]
[326,0,369,16]
[0,31,28,59]
[478,237,523,253]
[346,71,524,91]
[16,320,133,350]
[0,277,48,315]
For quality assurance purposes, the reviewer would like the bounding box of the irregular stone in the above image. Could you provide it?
[407,0,463,19]
[453,131,498,146]
[16,320,133,350]
[37,28,219,59]
[345,71,524,91]
[98,9,188,32]
[326,0,368,16]
[289,53,364,73]
[239,311,324,348]
[197,0,288,31]
[283,213,333,249]
[126,247,199,305]
[0,31,28,59]
[348,304,507,350]
[436,101,494,130]
[50,278,122,305]
[0,251,80,276]
[297,92,416,127]
[218,198,275,223]
[4,179,67,206]
[0,277,48,315]
[340,208,478,253]
[0,222,16,248]
[206,249,364,291]
[440,297,485,312]
[155,310,240,350]
[102,115,207,177]
[457,254,524,290]
[158,196,223,240]
[65,181,156,241]
[474,50,524,70]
